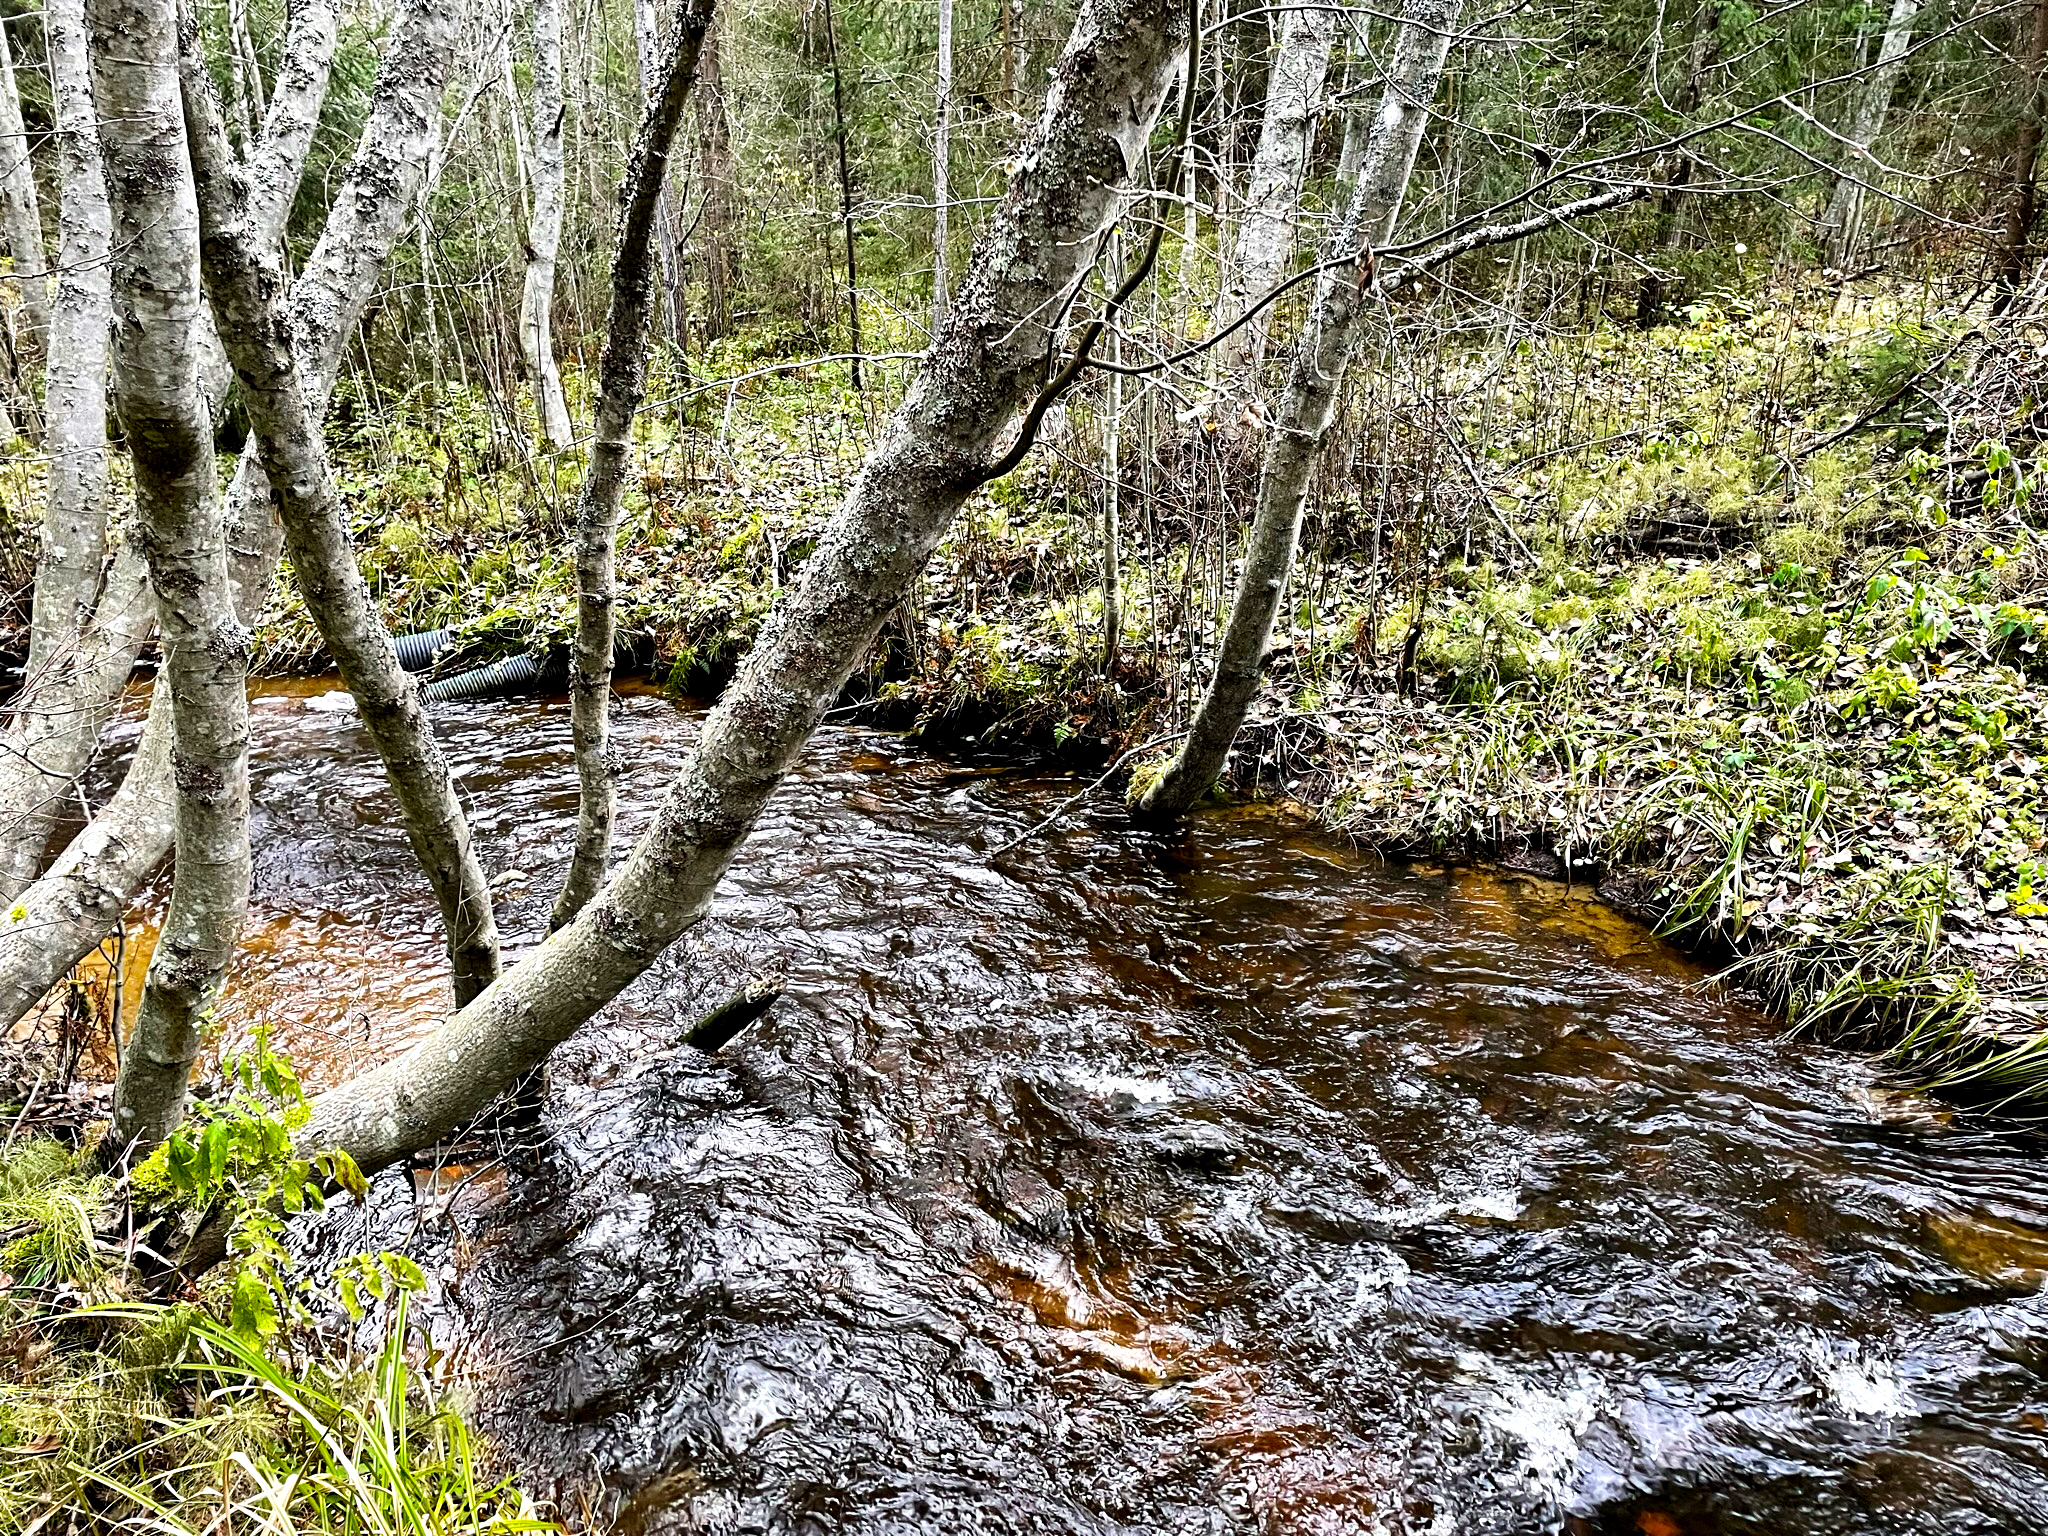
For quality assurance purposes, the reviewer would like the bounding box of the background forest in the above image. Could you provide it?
[0,0,2047,1528]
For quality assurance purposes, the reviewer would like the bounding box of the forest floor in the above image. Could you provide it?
[6,277,2044,1109]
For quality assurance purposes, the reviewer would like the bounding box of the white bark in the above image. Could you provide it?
[91,0,251,1159]
[305,0,1195,1174]
[1211,4,1336,378]
[933,0,953,329]
[1140,0,1461,820]
[520,0,573,449]
[551,0,715,931]
[247,0,341,252]
[0,0,120,903]
[184,26,503,1011]
[633,0,688,346]
[0,11,49,354]
[1818,0,1919,269]
[0,0,458,1036]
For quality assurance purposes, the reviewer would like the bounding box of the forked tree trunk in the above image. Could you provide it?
[90,0,251,1160]
[0,0,458,1036]
[933,0,953,329]
[520,0,574,448]
[0,11,50,359]
[1211,4,1336,379]
[305,0,1195,1174]
[0,0,119,903]
[1138,0,1461,821]
[181,23,503,1011]
[1817,0,1919,270]
[551,0,716,932]
[1996,0,2048,301]
[0,0,339,899]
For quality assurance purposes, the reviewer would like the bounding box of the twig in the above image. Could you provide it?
[989,732,1185,858]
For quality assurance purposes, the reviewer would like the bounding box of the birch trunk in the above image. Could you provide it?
[1139,0,1460,820]
[305,0,1195,1175]
[183,31,503,1011]
[1211,4,1336,379]
[632,0,688,349]
[551,0,715,932]
[0,0,118,902]
[246,0,341,252]
[933,0,953,329]
[1818,0,1919,270]
[520,0,573,448]
[0,0,457,1036]
[91,0,251,1160]
[0,13,49,356]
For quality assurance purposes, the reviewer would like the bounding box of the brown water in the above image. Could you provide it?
[114,685,2048,1534]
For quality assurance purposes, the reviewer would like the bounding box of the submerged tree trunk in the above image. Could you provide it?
[305,0,1195,1175]
[1817,0,1919,270]
[1139,0,1461,821]
[182,25,503,1011]
[933,0,953,329]
[551,0,716,932]
[1995,0,2048,301]
[0,0,457,1037]
[0,0,120,903]
[0,11,50,359]
[1211,4,1336,379]
[520,0,574,448]
[92,0,251,1160]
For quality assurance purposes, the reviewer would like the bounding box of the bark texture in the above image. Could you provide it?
[632,0,687,347]
[0,0,457,1035]
[520,0,573,448]
[182,24,503,1010]
[306,0,1194,1174]
[245,0,340,252]
[1211,4,1336,379]
[551,0,716,933]
[0,11,49,354]
[1817,0,1919,270]
[92,0,251,1159]
[1139,0,1461,820]
[0,0,123,902]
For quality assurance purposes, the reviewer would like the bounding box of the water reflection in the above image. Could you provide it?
[181,685,2048,1534]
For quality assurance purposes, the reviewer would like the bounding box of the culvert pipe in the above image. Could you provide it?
[391,627,457,672]
[421,651,555,703]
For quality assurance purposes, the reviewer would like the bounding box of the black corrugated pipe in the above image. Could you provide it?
[391,628,457,672]
[421,651,557,703]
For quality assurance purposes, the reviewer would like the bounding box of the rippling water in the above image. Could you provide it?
[124,684,2048,1534]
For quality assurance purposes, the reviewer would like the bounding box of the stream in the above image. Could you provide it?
[110,683,2048,1534]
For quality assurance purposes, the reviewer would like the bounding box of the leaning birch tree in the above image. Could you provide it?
[180,19,503,1010]
[0,0,132,904]
[1139,0,1463,820]
[550,0,716,932]
[0,0,459,1038]
[1211,3,1337,379]
[303,0,1198,1174]
[89,0,251,1159]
